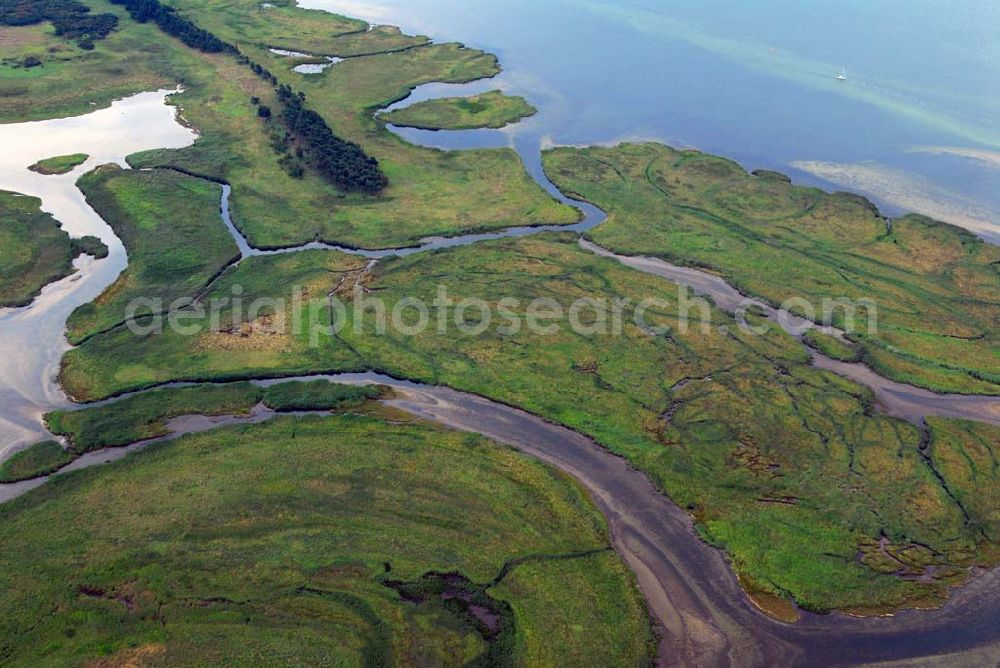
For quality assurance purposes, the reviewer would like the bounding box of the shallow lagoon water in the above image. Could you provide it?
[268,47,343,74]
[0,90,197,458]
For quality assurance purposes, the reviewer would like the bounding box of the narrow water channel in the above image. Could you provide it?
[4,371,1000,666]
[212,109,1000,428]
[0,91,196,458]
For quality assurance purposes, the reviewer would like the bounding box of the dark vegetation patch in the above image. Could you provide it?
[109,0,232,53]
[384,572,516,666]
[0,0,117,48]
[109,0,386,193]
[70,235,109,259]
[274,85,387,193]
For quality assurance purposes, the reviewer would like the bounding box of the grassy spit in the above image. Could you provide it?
[66,166,240,342]
[0,441,73,482]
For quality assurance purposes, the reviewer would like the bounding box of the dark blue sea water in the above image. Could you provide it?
[302,0,1000,240]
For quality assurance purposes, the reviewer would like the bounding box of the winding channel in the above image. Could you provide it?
[4,371,1000,665]
[0,84,999,666]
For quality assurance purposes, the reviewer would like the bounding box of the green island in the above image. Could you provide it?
[0,410,653,665]
[542,143,1000,395]
[0,190,107,308]
[381,90,538,130]
[27,152,89,175]
[1,0,1000,660]
[0,441,73,482]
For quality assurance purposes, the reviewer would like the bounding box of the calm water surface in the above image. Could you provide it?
[304,0,1000,241]
[0,91,196,458]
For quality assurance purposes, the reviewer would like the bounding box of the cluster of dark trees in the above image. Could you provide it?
[276,86,388,194]
[108,0,233,53]
[106,0,387,194]
[246,60,278,86]
[0,0,118,48]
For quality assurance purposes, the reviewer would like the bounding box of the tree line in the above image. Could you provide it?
[108,0,233,53]
[276,86,388,193]
[0,0,118,48]
[108,0,387,194]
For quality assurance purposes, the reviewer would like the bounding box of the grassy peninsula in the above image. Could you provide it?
[381,90,537,130]
[66,166,240,342]
[0,190,107,308]
[0,441,73,483]
[543,143,1000,395]
[46,381,383,454]
[47,383,263,452]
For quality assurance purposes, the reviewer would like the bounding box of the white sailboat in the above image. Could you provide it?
[835,68,848,81]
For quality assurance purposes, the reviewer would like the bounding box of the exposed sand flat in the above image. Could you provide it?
[792,159,1000,242]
